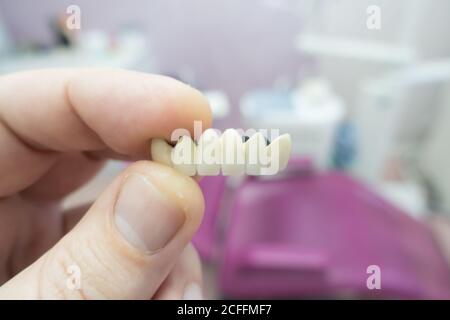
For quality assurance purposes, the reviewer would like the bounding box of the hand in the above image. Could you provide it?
[0,69,212,299]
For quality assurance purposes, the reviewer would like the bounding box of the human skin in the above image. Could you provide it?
[0,69,212,299]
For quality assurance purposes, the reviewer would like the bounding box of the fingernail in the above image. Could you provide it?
[183,283,203,300]
[115,174,185,252]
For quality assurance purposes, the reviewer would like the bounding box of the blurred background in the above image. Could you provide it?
[1,0,450,299]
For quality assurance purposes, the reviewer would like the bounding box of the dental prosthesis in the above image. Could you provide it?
[150,129,291,176]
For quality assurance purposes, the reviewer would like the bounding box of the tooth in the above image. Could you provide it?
[150,138,174,168]
[171,136,197,176]
[151,132,291,177]
[274,134,292,170]
[197,129,221,176]
[263,134,291,175]
[221,129,245,175]
[244,132,268,175]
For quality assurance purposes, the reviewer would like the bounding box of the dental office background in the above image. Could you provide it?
[1,0,450,299]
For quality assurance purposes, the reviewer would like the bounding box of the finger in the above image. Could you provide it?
[0,68,211,197]
[153,244,203,300]
[22,152,105,200]
[0,161,204,299]
[0,195,62,280]
[62,202,93,233]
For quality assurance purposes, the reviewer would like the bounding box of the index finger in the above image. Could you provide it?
[0,68,212,196]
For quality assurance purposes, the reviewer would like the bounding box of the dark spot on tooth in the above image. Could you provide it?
[242,134,271,145]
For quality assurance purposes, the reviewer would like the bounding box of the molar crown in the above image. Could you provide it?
[150,129,291,177]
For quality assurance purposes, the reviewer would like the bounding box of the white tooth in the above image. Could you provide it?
[171,136,197,176]
[244,132,268,175]
[221,129,245,175]
[196,129,221,176]
[151,138,174,168]
[262,134,291,175]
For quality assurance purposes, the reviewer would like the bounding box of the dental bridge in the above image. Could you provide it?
[150,129,291,176]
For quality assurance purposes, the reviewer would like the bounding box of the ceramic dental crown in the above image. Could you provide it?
[150,129,291,176]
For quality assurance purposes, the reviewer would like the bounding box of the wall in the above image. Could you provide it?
[420,83,450,214]
[0,0,308,126]
[1,0,449,137]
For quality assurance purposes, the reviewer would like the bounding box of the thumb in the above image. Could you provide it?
[0,161,204,299]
